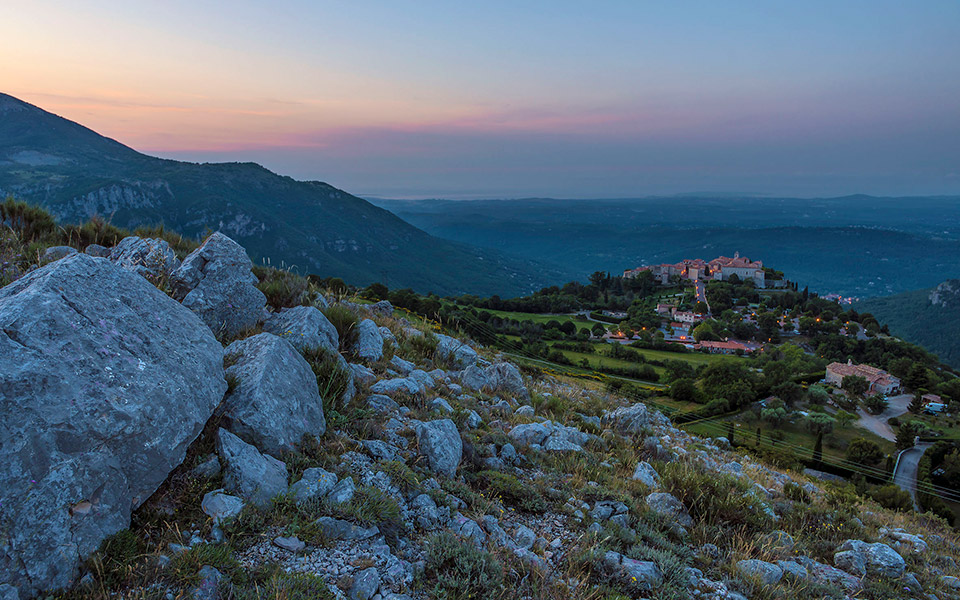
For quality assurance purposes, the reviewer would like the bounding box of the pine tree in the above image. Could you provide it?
[909,393,924,414]
[813,431,823,466]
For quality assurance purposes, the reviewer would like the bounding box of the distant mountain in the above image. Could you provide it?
[857,280,960,368]
[0,93,570,297]
[373,196,960,297]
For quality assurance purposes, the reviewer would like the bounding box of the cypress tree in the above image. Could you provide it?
[813,431,823,466]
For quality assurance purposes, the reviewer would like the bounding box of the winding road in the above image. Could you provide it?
[893,443,932,510]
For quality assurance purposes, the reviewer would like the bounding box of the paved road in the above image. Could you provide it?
[893,443,932,510]
[694,280,710,313]
[854,393,912,442]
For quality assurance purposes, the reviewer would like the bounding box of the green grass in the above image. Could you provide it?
[683,412,897,467]
[466,306,595,333]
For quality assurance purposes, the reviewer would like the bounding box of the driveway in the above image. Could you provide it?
[893,443,932,510]
[854,394,912,442]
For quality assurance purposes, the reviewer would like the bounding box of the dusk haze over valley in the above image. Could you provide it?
[2,3,960,600]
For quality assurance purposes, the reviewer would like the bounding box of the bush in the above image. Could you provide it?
[472,470,549,513]
[659,462,773,532]
[343,486,403,532]
[254,266,312,309]
[868,484,913,512]
[423,532,504,599]
[321,305,359,351]
[783,481,812,504]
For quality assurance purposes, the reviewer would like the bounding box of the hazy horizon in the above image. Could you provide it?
[4,1,959,198]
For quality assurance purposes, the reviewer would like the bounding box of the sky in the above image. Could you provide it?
[2,0,959,199]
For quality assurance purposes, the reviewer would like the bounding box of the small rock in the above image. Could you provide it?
[646,492,693,527]
[737,559,783,585]
[514,524,536,549]
[328,476,356,505]
[350,567,381,600]
[42,246,78,262]
[192,565,223,600]
[273,535,306,553]
[631,461,660,488]
[289,467,338,503]
[192,455,221,479]
[201,490,244,524]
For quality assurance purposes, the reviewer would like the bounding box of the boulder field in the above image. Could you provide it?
[1,231,958,600]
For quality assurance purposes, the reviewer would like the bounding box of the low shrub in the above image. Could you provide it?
[472,470,549,513]
[321,305,359,351]
[253,266,312,309]
[232,565,335,600]
[423,532,504,600]
[659,462,774,532]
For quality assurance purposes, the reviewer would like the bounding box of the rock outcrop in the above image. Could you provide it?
[108,236,180,281]
[461,362,528,399]
[169,232,266,338]
[222,332,326,456]
[0,254,225,595]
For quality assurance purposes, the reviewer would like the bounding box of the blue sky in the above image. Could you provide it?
[2,0,959,198]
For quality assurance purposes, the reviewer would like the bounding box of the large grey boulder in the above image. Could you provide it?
[217,428,288,508]
[222,333,326,456]
[509,422,552,447]
[461,362,528,399]
[354,318,384,362]
[0,254,225,595]
[169,232,266,338]
[416,419,463,476]
[263,305,339,354]
[834,540,905,578]
[108,236,180,281]
[435,333,479,368]
[604,403,658,434]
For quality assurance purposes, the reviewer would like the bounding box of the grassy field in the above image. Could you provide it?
[683,411,897,467]
[476,307,595,329]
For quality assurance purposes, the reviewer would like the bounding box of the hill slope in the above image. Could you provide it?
[857,280,960,368]
[373,196,960,297]
[0,93,569,296]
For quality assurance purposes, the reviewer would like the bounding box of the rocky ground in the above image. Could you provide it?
[1,229,960,600]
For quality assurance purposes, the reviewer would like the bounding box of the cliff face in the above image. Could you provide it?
[931,279,960,309]
[2,230,959,600]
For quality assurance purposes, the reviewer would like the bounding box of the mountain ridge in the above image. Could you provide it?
[0,92,570,297]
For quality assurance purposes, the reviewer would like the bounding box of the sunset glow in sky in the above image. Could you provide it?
[3,1,959,198]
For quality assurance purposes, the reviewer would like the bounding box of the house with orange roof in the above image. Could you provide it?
[825,360,901,395]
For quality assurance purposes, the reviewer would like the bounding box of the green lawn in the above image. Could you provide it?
[683,411,897,468]
[897,412,960,440]
[478,308,595,330]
